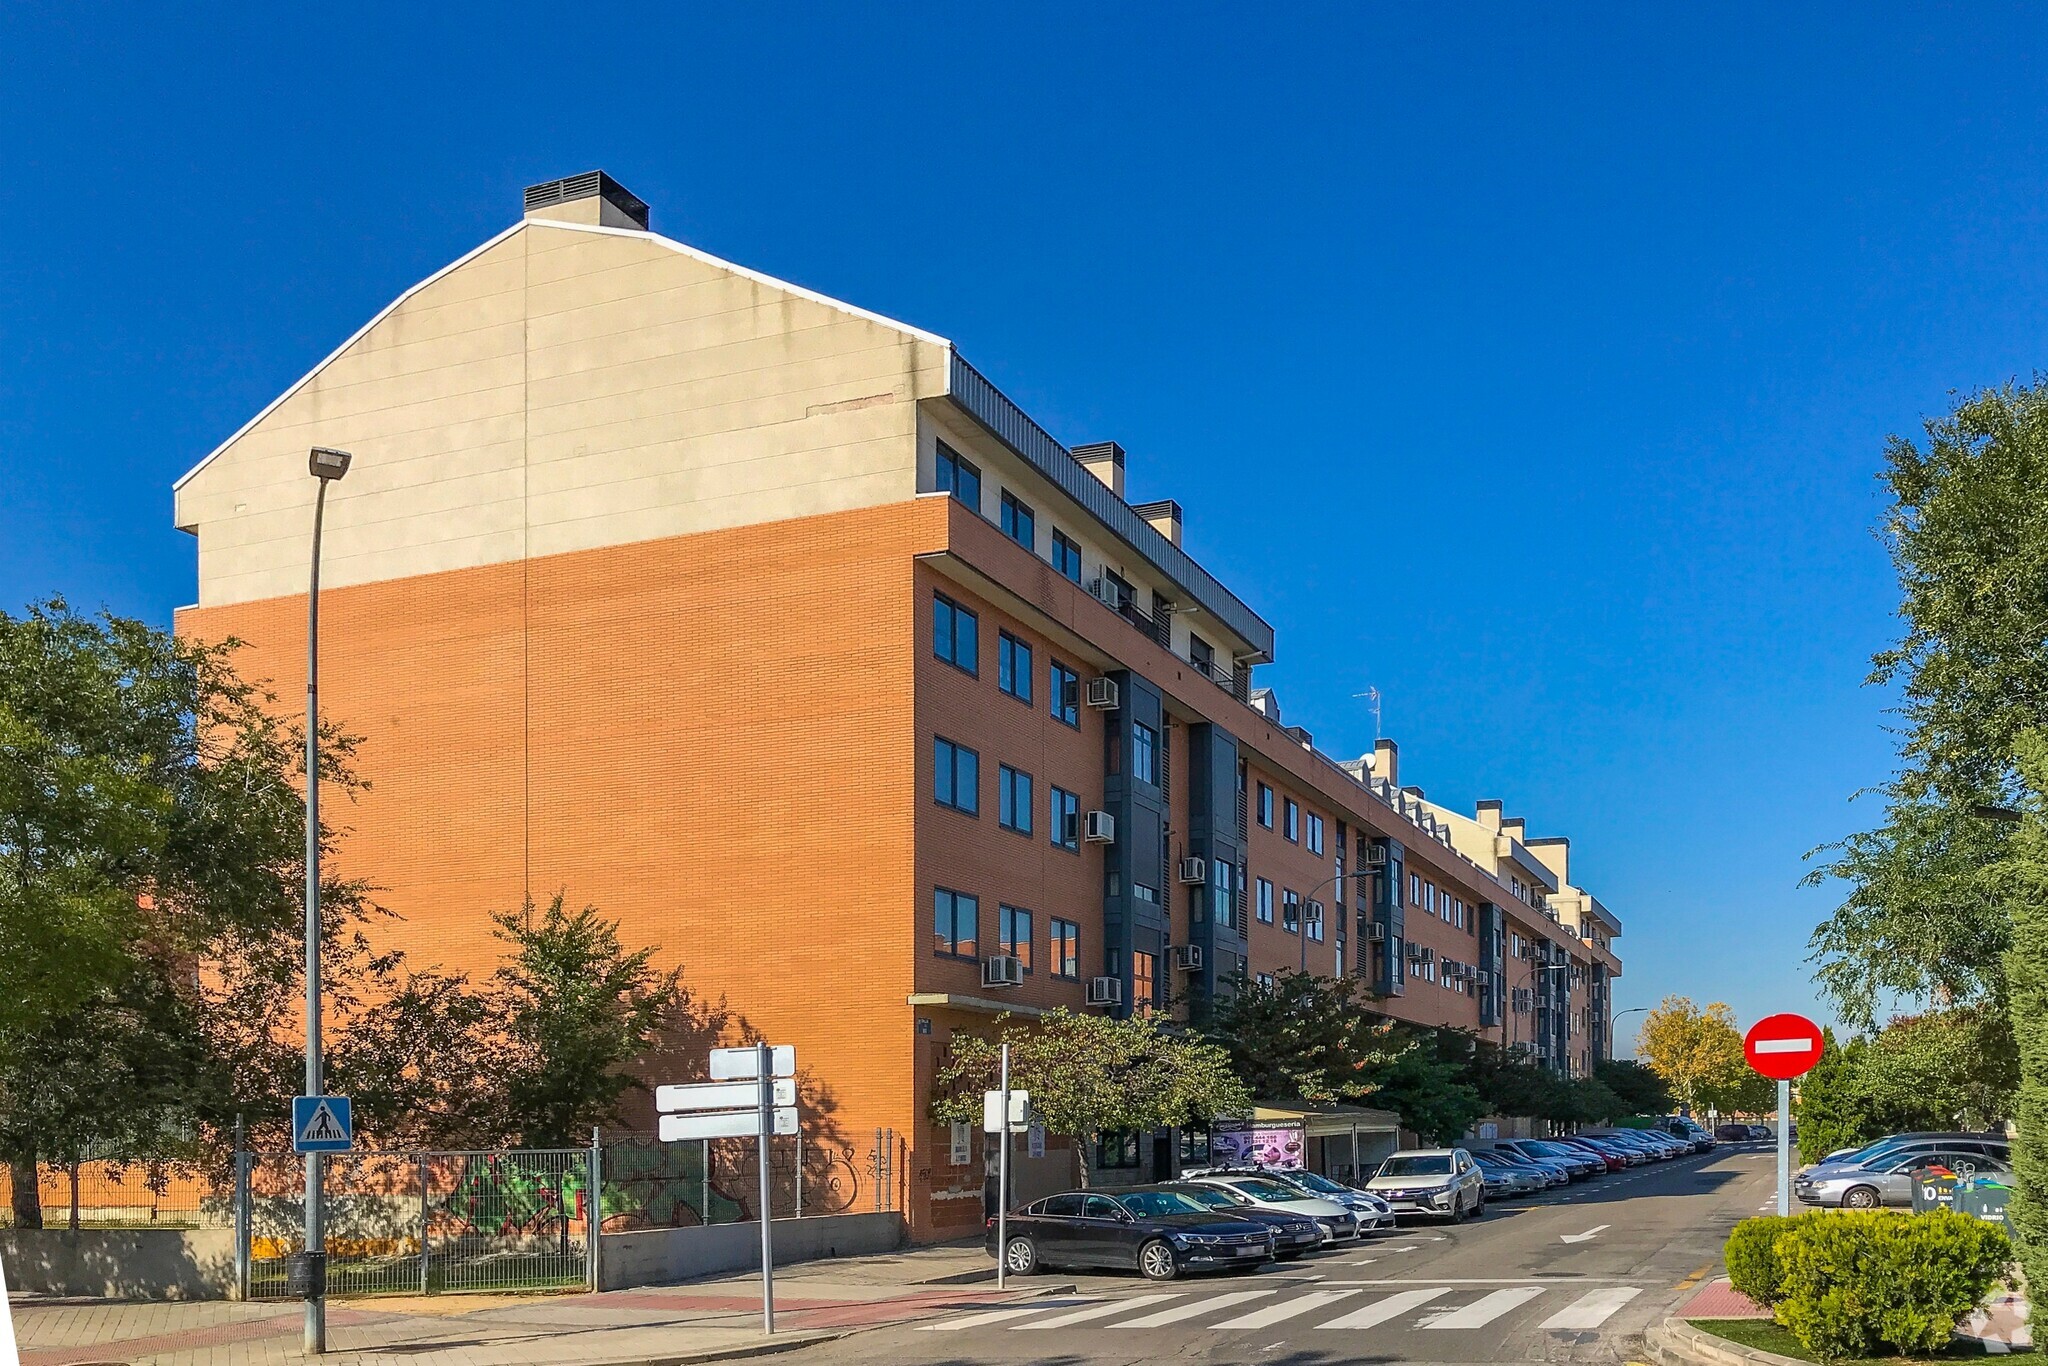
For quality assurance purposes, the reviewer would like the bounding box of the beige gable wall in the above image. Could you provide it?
[176,222,949,608]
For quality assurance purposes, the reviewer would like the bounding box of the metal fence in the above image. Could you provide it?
[0,1156,227,1229]
[602,1126,896,1229]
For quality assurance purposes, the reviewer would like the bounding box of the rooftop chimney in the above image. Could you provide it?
[1373,738,1399,789]
[1475,799,1503,832]
[1132,498,1183,547]
[1073,441,1126,499]
[524,171,650,231]
[1501,816,1527,844]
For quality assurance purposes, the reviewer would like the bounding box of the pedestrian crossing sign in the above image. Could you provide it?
[292,1095,353,1153]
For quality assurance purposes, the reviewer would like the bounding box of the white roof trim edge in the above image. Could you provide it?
[173,217,953,495]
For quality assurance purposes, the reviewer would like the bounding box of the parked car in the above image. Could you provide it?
[1545,1136,1627,1172]
[1747,1124,1772,1141]
[1794,1148,2012,1209]
[987,1188,1275,1279]
[1159,1182,1324,1259]
[1481,1147,1572,1186]
[1470,1151,1545,1197]
[1496,1139,1600,1180]
[1813,1133,2011,1173]
[1364,1148,1487,1221]
[1580,1134,1652,1165]
[1656,1117,1716,1152]
[1267,1168,1396,1230]
[1179,1173,1362,1242]
[1598,1128,1682,1159]
[1714,1123,1754,1142]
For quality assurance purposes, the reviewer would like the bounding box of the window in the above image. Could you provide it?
[998,632,1033,703]
[1334,940,1344,977]
[1133,951,1157,1012]
[933,593,978,675]
[1284,799,1299,843]
[1257,878,1275,924]
[1410,872,1422,905]
[1050,918,1080,978]
[999,491,1035,549]
[1051,528,1083,583]
[933,888,978,958]
[1097,1133,1142,1169]
[1132,722,1158,785]
[999,905,1033,971]
[998,765,1033,834]
[1049,660,1080,726]
[1308,903,1324,943]
[1103,569,1134,612]
[1256,972,1277,991]
[935,737,979,814]
[1282,891,1300,934]
[1050,786,1080,851]
[1179,1129,1211,1165]
[1307,813,1325,856]
[1132,882,1158,904]
[936,441,981,511]
[1189,633,1215,677]
[1257,782,1274,828]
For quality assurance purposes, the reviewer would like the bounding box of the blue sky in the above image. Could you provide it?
[6,4,2045,1049]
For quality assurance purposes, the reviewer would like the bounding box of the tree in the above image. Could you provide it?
[929,1009,1251,1186]
[2001,729,2048,1294]
[1637,997,1747,1116]
[1205,971,1409,1105]
[1365,1026,1486,1143]
[1858,1005,2014,1132]
[1593,1059,1671,1116]
[1794,1029,1874,1165]
[485,893,686,1147]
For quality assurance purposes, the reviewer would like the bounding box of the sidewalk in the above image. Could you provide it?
[13,1244,1042,1366]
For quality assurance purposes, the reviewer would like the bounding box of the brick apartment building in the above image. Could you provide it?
[172,173,1624,1238]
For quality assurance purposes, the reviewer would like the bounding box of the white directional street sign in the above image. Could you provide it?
[657,1079,797,1112]
[659,1105,799,1143]
[984,1089,1032,1133]
[710,1045,796,1080]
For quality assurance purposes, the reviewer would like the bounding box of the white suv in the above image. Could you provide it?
[1363,1148,1487,1222]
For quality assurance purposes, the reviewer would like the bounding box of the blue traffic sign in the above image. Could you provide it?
[292,1095,353,1153]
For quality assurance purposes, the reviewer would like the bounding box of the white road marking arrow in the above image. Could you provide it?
[1560,1224,1610,1244]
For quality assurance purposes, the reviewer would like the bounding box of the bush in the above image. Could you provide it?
[1771,1210,2011,1359]
[1724,1214,1793,1307]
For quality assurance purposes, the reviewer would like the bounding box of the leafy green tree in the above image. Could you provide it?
[1366,1026,1486,1143]
[1859,1005,2014,1132]
[1593,1059,1671,1116]
[1794,1029,1872,1164]
[930,1008,1251,1187]
[1998,729,2048,1293]
[1205,971,1408,1105]
[1637,996,1748,1116]
[485,893,685,1147]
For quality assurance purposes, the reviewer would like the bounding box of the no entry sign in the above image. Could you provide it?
[1745,1013,1825,1081]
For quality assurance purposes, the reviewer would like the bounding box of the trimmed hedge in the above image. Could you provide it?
[1724,1214,1793,1308]
[1722,1209,2011,1360]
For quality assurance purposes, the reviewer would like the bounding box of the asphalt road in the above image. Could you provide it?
[790,1143,1779,1366]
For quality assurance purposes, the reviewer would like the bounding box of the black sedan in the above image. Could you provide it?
[1157,1182,1324,1259]
[987,1188,1276,1280]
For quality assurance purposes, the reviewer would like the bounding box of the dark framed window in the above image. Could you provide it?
[998,764,1033,834]
[1132,721,1158,785]
[933,593,978,675]
[1050,786,1080,851]
[937,441,981,511]
[1284,798,1300,843]
[1133,951,1157,1012]
[1096,1133,1143,1169]
[1179,1129,1211,1164]
[1257,783,1274,828]
[934,888,978,958]
[1282,890,1301,934]
[935,737,979,814]
[1256,877,1275,924]
[1050,661,1080,726]
[998,632,1033,703]
[1307,813,1325,856]
[1051,528,1083,583]
[1000,905,1033,971]
[1189,632,1215,677]
[1307,901,1324,943]
[1000,491,1035,550]
[1050,918,1080,978]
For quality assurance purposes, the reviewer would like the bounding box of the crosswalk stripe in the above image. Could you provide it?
[1117,1290,1275,1327]
[918,1304,1069,1331]
[1013,1294,1179,1330]
[1420,1286,1545,1329]
[1315,1287,1451,1329]
[1210,1289,1358,1329]
[1539,1286,1640,1330]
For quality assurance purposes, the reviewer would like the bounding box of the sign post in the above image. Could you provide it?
[1743,1013,1825,1216]
[996,1044,1010,1290]
[659,1045,796,1334]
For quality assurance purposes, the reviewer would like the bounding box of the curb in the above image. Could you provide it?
[1645,1317,1805,1366]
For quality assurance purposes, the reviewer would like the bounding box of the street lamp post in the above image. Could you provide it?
[1609,1006,1650,1061]
[303,447,351,1355]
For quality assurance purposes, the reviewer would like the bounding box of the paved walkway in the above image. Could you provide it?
[11,1245,1043,1366]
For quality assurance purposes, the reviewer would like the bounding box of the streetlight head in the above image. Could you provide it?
[309,447,354,481]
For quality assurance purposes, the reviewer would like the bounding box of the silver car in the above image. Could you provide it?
[1364,1148,1487,1221]
[1180,1173,1362,1242]
[1794,1146,2010,1209]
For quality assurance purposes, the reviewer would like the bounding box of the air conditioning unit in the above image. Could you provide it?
[1086,976,1123,1007]
[1303,900,1324,926]
[1364,843,1388,867]
[1176,856,1208,885]
[1087,578,1123,610]
[1405,942,1425,961]
[1083,810,1116,843]
[1365,922,1387,942]
[981,954,1024,988]
[1085,676,1120,709]
[1171,944,1204,971]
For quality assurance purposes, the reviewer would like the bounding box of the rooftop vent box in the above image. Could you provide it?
[523,171,650,231]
